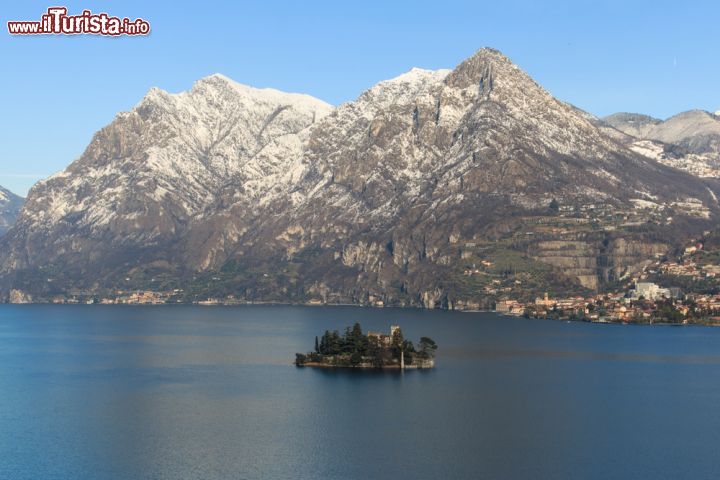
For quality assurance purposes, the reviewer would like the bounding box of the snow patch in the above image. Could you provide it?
[629,140,664,160]
[630,199,663,210]
[707,187,718,204]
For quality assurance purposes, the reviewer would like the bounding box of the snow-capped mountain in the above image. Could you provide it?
[1,74,330,272]
[21,74,330,231]
[1,48,718,305]
[0,186,24,236]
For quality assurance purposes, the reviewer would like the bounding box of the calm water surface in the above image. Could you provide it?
[2,305,720,479]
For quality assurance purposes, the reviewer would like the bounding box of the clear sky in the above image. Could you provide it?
[1,0,719,196]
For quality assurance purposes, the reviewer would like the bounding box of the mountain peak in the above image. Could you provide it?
[201,72,233,83]
[192,72,244,91]
[453,47,514,71]
[465,47,511,63]
[444,47,528,92]
[355,67,449,110]
[666,109,715,122]
[141,86,170,101]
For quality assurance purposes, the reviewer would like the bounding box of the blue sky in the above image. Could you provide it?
[1,0,719,196]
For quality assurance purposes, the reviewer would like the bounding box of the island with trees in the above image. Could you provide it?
[294,323,437,369]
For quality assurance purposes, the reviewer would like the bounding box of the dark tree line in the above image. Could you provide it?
[317,322,370,356]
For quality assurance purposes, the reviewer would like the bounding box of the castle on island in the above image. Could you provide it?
[367,325,401,346]
[295,323,436,370]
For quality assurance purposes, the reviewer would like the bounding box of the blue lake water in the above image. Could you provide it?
[2,305,720,479]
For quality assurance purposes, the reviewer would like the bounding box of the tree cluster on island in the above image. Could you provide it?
[295,323,437,369]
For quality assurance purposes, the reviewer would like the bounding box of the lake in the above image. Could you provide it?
[1,305,720,479]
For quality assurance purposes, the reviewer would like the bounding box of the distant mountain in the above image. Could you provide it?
[0,186,24,236]
[602,112,662,139]
[2,48,718,307]
[602,110,720,178]
[604,110,720,157]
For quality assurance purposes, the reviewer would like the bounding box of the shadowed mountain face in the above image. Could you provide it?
[2,49,718,306]
[0,186,24,237]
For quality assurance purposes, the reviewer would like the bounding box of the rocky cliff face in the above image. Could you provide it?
[0,186,23,236]
[2,49,718,306]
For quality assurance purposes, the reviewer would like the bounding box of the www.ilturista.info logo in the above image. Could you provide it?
[7,7,150,36]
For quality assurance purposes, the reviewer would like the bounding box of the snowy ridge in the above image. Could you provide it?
[141,73,333,120]
[18,73,332,236]
[357,67,451,110]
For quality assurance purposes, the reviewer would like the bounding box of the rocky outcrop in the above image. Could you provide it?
[9,289,32,304]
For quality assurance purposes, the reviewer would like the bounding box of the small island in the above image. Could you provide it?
[295,323,437,369]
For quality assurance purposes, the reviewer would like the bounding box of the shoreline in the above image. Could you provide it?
[3,301,720,327]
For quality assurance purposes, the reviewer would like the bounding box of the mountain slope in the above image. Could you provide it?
[0,186,24,236]
[2,49,718,306]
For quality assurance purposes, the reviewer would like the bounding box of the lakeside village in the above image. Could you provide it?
[20,239,720,325]
[294,323,437,369]
[498,241,720,325]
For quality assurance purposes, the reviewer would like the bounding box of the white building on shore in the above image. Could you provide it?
[632,282,671,301]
